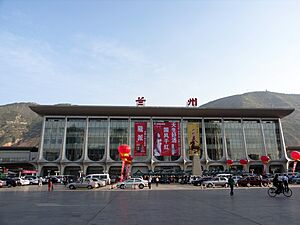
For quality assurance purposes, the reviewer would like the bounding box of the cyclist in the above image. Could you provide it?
[272,174,283,194]
[282,174,289,191]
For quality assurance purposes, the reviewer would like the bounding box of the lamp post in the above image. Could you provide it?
[118,144,131,182]
[290,151,300,176]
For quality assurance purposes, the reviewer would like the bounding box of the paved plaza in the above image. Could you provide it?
[0,184,299,225]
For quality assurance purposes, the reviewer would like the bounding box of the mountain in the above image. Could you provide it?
[0,91,299,147]
[201,91,300,146]
[0,103,42,147]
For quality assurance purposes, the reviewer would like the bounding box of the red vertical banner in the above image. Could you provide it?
[134,122,147,156]
[153,122,180,156]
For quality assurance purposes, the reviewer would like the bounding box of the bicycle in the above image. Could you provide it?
[267,186,292,197]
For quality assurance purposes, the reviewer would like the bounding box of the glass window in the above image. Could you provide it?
[87,119,108,161]
[43,118,65,161]
[65,118,86,161]
[262,120,282,160]
[204,119,223,160]
[243,120,264,160]
[224,120,246,160]
[109,119,129,161]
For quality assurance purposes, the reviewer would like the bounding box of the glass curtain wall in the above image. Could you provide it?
[43,118,65,161]
[87,118,108,161]
[65,118,86,161]
[183,120,202,161]
[130,119,151,161]
[205,119,223,160]
[262,120,282,160]
[243,120,265,160]
[224,120,246,160]
[109,119,129,161]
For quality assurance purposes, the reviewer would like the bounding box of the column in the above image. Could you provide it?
[61,117,68,160]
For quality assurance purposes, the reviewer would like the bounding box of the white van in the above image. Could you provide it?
[85,174,111,184]
[216,174,232,179]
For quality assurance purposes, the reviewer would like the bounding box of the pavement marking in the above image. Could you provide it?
[36,203,82,207]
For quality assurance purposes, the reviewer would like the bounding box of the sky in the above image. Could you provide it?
[0,0,299,107]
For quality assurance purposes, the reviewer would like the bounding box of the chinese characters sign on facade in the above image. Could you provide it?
[187,98,198,107]
[134,122,147,156]
[153,122,180,156]
[135,97,146,106]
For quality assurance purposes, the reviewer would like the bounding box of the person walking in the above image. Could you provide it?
[38,177,43,187]
[228,175,235,196]
[155,177,159,187]
[47,178,52,191]
[148,176,152,189]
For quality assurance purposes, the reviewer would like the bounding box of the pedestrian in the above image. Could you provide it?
[38,177,43,187]
[228,175,235,196]
[47,178,52,191]
[148,176,152,189]
[155,177,159,187]
[51,177,54,191]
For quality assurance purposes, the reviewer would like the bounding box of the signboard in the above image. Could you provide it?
[135,97,146,106]
[187,98,198,107]
[153,122,180,156]
[187,122,200,156]
[134,122,147,156]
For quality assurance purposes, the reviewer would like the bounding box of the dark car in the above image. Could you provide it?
[237,176,271,187]
[159,177,170,184]
[0,178,17,187]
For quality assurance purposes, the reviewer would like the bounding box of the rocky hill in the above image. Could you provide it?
[0,91,299,147]
[0,103,42,147]
[201,91,300,146]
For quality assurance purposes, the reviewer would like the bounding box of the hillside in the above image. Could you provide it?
[201,91,300,146]
[0,103,42,147]
[0,91,299,147]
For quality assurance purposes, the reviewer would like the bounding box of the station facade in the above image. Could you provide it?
[30,105,294,177]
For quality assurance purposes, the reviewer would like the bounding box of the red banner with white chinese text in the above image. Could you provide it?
[153,122,180,156]
[134,122,147,156]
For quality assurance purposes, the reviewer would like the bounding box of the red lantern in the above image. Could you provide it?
[290,151,300,176]
[260,155,270,164]
[239,159,248,165]
[291,151,300,161]
[226,159,233,166]
[118,144,131,155]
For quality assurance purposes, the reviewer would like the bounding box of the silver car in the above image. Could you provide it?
[117,178,148,189]
[66,180,96,190]
[202,177,228,188]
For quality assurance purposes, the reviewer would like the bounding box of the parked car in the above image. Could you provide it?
[0,178,17,187]
[291,174,300,184]
[85,174,111,185]
[29,177,39,185]
[0,180,3,188]
[117,178,148,189]
[202,177,228,188]
[237,176,271,187]
[159,177,170,184]
[89,178,106,188]
[232,176,242,185]
[192,177,212,186]
[13,177,30,186]
[66,180,96,190]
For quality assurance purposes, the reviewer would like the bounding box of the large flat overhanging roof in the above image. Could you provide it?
[29,105,294,118]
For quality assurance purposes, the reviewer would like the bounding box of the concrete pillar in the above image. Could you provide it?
[192,153,202,176]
